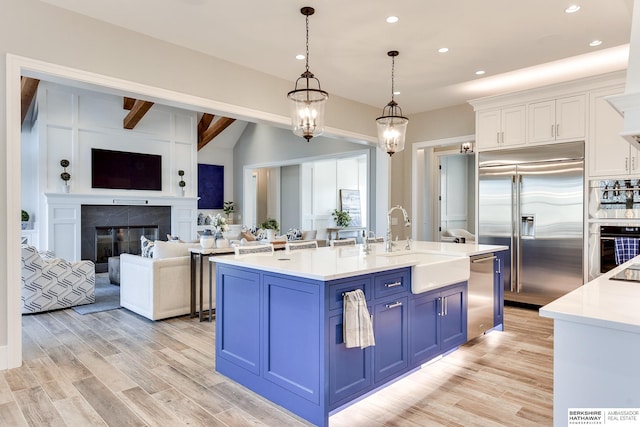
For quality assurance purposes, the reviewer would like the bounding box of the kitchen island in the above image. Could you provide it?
[212,241,506,427]
[540,258,640,426]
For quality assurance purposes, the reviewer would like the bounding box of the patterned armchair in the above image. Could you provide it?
[21,245,95,314]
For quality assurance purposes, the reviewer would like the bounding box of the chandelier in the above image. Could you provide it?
[376,50,408,156]
[287,7,329,141]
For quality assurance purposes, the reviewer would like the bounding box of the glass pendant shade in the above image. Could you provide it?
[376,50,408,156]
[287,6,328,142]
[288,77,328,141]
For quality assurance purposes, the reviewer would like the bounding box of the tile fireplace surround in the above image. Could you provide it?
[81,205,171,271]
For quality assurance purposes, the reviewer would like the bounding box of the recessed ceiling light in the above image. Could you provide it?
[393,91,401,96]
[295,54,305,60]
[565,5,581,14]
[590,40,603,47]
[475,70,486,76]
[438,47,449,53]
[386,16,399,24]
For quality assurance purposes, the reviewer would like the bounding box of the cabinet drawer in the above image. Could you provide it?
[374,268,410,299]
[328,277,372,312]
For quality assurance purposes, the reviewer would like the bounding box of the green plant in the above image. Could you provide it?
[332,209,351,227]
[178,170,186,188]
[21,210,29,222]
[259,217,279,231]
[223,200,236,217]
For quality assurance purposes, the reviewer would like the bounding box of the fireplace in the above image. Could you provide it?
[81,205,171,272]
[95,225,159,265]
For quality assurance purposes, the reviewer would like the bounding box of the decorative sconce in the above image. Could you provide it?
[460,142,474,154]
[287,7,328,141]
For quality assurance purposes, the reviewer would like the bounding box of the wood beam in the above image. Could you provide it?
[198,113,215,137]
[123,97,136,110]
[21,77,40,125]
[123,99,154,129]
[198,117,236,150]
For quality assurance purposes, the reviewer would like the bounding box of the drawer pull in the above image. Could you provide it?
[385,301,403,309]
[384,281,402,288]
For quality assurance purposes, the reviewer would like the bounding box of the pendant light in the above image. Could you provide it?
[376,50,408,156]
[287,6,329,141]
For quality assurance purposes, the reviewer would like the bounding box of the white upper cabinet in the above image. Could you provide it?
[589,86,640,178]
[477,105,526,150]
[528,95,586,144]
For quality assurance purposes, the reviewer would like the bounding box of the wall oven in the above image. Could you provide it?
[600,225,640,273]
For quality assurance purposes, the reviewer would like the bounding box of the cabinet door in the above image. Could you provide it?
[528,100,556,143]
[493,254,504,327]
[501,105,526,147]
[373,296,408,384]
[589,86,635,177]
[263,274,321,404]
[216,266,261,375]
[477,109,501,150]
[408,291,439,366]
[556,95,586,141]
[328,314,372,405]
[440,285,467,352]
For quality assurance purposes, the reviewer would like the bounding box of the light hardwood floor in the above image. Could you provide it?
[1,305,553,426]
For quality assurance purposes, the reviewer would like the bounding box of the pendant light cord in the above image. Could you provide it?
[305,14,310,74]
[391,55,395,103]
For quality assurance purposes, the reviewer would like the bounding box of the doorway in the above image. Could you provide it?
[410,135,476,242]
[438,150,476,240]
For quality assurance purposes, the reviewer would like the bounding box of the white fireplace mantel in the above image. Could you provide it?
[44,192,198,261]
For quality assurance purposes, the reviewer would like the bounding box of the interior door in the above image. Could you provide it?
[478,165,515,296]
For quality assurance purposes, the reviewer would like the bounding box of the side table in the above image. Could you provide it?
[188,247,233,322]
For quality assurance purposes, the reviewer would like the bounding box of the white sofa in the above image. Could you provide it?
[120,240,214,321]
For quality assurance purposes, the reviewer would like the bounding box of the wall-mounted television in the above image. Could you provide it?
[92,148,162,191]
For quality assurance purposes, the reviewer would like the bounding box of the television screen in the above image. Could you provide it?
[92,148,162,191]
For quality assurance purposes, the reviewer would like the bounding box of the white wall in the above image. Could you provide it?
[21,82,203,258]
[301,155,368,240]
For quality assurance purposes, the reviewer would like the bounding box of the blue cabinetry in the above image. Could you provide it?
[494,252,504,328]
[409,283,467,366]
[216,264,467,427]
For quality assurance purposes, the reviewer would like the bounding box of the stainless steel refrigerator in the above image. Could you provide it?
[478,142,584,306]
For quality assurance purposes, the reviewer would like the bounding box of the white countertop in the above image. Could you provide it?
[210,241,507,281]
[540,257,640,334]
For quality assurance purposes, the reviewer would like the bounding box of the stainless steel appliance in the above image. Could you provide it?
[478,142,584,306]
[468,253,497,340]
[599,225,640,274]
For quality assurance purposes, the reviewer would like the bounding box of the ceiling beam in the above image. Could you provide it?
[198,113,215,136]
[123,99,154,129]
[198,117,236,150]
[123,97,136,110]
[21,77,40,124]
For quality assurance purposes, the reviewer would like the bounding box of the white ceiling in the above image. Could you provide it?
[40,0,634,115]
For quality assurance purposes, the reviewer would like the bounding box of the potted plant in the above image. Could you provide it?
[223,200,236,221]
[178,170,186,195]
[60,159,71,193]
[260,218,280,241]
[332,209,351,227]
[21,210,30,230]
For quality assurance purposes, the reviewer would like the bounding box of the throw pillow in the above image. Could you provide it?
[166,234,180,241]
[286,228,302,241]
[140,236,155,258]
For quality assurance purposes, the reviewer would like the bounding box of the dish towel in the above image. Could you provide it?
[343,289,375,349]
[614,237,640,265]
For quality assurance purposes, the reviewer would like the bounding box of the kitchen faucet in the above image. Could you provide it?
[386,205,411,252]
